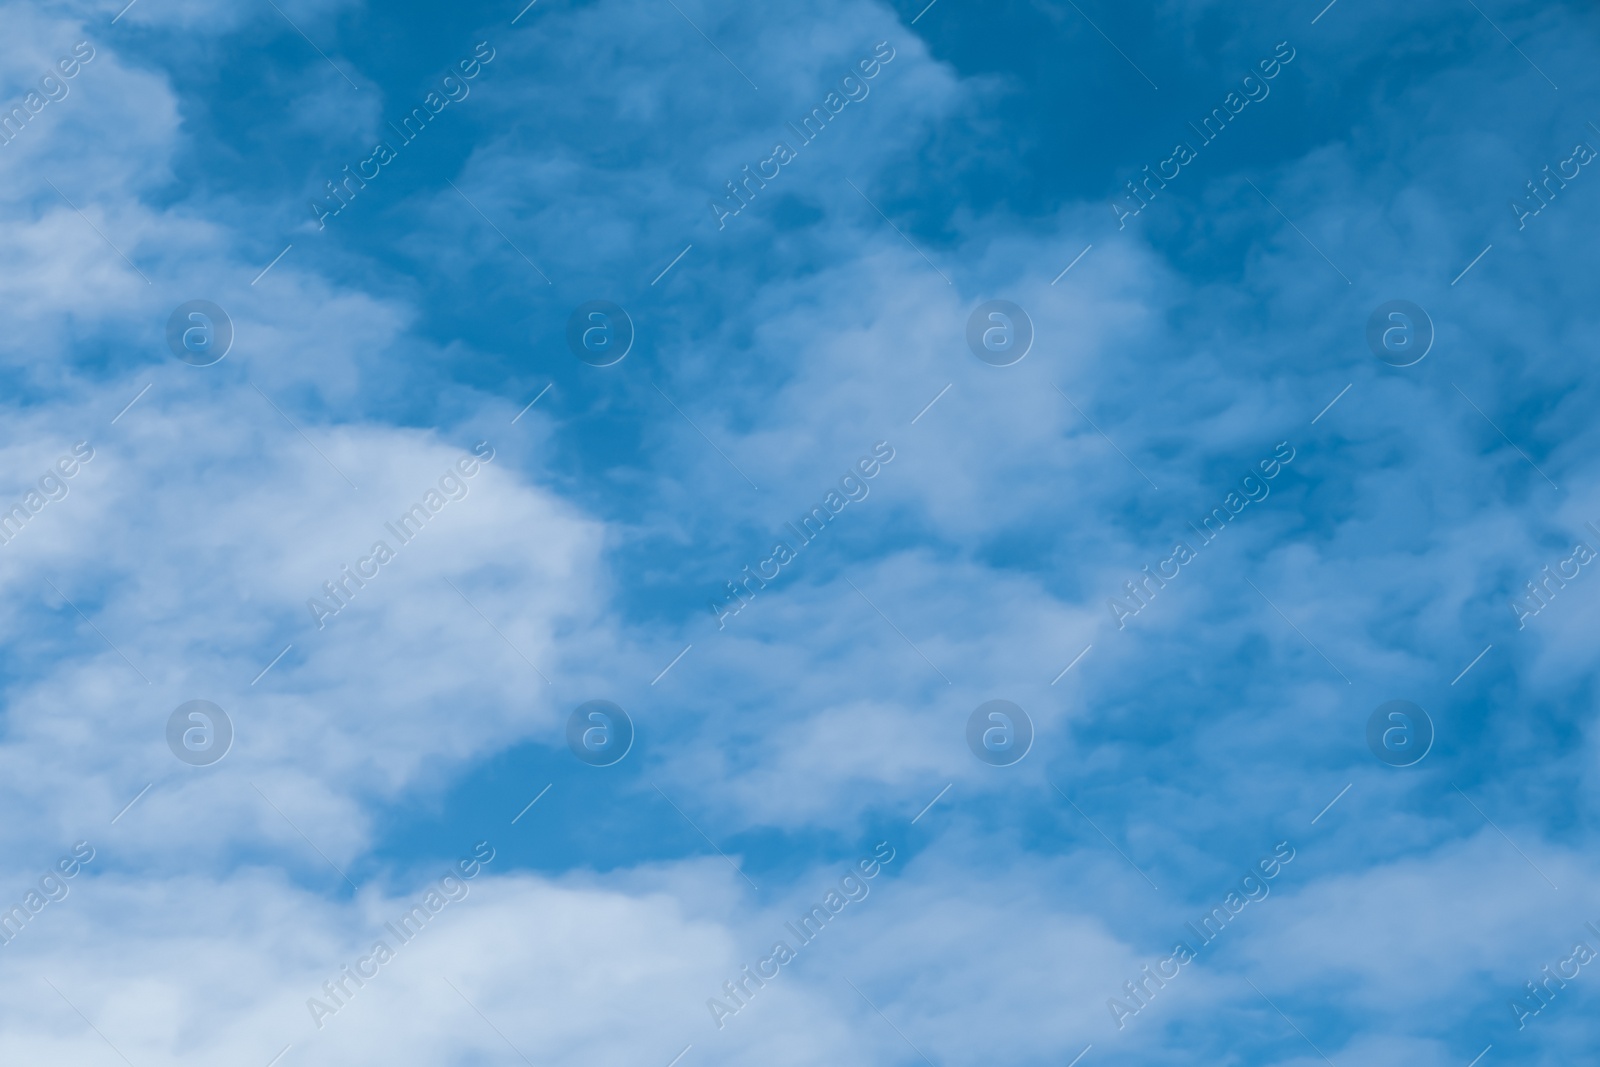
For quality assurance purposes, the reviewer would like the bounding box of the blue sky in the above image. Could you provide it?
[0,0,1597,1063]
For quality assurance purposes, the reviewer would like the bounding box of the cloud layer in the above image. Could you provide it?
[2,0,1599,1063]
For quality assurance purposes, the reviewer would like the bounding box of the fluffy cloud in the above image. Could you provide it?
[2,0,1600,1061]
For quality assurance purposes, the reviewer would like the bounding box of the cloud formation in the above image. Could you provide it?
[1,0,1599,1063]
